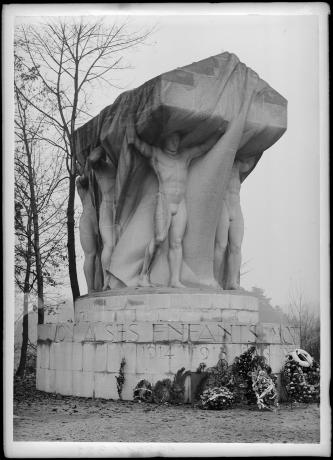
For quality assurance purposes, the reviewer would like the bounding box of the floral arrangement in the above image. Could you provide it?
[282,354,320,404]
[115,357,126,400]
[232,346,258,403]
[133,379,153,402]
[251,368,279,410]
[200,386,235,410]
[169,367,188,405]
[232,346,278,407]
[206,358,234,389]
[151,368,188,404]
[195,358,234,401]
[131,347,289,411]
[233,346,257,379]
[152,378,172,404]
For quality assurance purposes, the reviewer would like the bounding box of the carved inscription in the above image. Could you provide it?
[40,321,300,346]
[77,322,257,344]
[280,325,301,345]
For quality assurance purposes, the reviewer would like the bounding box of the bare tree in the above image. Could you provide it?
[14,53,68,375]
[15,17,152,301]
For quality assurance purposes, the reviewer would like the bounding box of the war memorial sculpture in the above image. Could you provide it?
[36,52,301,401]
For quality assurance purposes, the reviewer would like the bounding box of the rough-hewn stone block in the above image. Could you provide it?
[72,343,83,371]
[37,368,56,393]
[94,372,118,399]
[106,343,124,373]
[53,342,72,370]
[38,324,57,341]
[72,370,94,397]
[55,369,72,395]
[95,343,108,372]
[82,343,96,371]
[37,342,50,369]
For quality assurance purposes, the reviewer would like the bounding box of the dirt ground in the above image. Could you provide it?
[13,375,320,443]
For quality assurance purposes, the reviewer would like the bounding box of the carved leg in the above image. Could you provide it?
[139,238,157,287]
[99,225,115,291]
[226,208,244,290]
[83,252,96,294]
[80,226,97,294]
[168,200,187,288]
[138,191,170,287]
[101,243,113,291]
[214,202,229,288]
[94,249,104,291]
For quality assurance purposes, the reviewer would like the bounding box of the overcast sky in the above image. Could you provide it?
[12,6,324,309]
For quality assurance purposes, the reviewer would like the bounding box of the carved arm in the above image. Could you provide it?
[126,123,153,158]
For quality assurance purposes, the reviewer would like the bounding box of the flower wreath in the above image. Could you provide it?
[133,379,153,402]
[200,386,234,410]
[282,351,320,403]
[290,348,313,368]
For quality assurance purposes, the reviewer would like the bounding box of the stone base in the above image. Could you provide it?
[36,289,300,401]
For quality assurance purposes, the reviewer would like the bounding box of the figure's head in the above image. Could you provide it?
[164,132,180,155]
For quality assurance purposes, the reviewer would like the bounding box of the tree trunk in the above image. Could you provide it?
[16,215,32,377]
[67,172,80,301]
[24,131,44,324]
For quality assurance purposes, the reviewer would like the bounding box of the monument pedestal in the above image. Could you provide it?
[36,289,300,401]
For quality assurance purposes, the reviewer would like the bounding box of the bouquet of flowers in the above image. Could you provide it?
[251,368,279,410]
[152,378,172,404]
[133,379,153,402]
[115,358,126,400]
[200,386,235,410]
[169,368,187,405]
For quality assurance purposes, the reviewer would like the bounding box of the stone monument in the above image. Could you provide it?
[37,52,300,400]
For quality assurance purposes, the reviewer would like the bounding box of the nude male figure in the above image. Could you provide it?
[77,173,103,293]
[126,125,222,288]
[87,146,116,291]
[214,156,256,289]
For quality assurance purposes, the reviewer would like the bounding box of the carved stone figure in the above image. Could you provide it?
[126,124,222,287]
[74,52,287,291]
[87,146,116,290]
[214,157,256,289]
[76,173,103,293]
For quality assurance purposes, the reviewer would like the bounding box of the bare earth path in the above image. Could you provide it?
[13,389,320,443]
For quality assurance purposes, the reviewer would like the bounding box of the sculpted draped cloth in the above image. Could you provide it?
[74,52,287,288]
